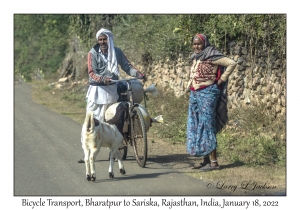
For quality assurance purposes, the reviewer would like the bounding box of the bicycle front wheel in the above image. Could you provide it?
[131,106,147,167]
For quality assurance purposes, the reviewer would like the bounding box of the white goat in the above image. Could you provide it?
[81,111,126,181]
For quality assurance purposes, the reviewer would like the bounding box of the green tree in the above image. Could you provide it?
[14,14,70,80]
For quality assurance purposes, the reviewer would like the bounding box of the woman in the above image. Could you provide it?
[186,33,237,171]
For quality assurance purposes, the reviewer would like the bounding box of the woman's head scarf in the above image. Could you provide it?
[190,33,225,61]
[96,28,119,76]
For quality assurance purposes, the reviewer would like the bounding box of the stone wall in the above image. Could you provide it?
[134,41,286,117]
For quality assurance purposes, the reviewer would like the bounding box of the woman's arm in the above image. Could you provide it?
[212,57,237,82]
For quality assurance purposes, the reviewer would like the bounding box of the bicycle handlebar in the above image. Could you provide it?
[110,77,143,83]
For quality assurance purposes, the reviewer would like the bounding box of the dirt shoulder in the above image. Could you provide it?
[29,80,286,196]
[147,130,286,196]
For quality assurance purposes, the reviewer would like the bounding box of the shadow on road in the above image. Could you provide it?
[91,153,246,172]
[92,171,174,183]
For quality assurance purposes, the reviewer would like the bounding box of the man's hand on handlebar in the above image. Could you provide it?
[136,72,147,82]
[102,76,111,85]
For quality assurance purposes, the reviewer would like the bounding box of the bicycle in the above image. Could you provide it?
[105,77,158,168]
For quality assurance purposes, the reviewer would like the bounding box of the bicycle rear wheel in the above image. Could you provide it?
[131,106,147,167]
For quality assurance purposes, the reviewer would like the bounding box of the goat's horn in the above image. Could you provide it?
[144,84,158,96]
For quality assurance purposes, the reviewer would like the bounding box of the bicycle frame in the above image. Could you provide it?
[110,78,148,167]
[111,78,138,140]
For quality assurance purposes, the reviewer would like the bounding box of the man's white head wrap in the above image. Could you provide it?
[96,28,119,76]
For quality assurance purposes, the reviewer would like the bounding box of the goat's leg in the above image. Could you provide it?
[83,148,91,181]
[108,150,115,178]
[115,149,126,175]
[89,148,100,182]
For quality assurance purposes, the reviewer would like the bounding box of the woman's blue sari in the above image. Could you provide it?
[186,84,221,156]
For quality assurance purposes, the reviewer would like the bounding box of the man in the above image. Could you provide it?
[78,28,145,163]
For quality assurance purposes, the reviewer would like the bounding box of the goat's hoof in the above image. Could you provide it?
[86,174,91,181]
[109,172,114,179]
[91,176,96,182]
[78,159,85,163]
[120,169,126,175]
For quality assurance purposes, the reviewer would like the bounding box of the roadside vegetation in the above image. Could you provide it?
[15,14,286,81]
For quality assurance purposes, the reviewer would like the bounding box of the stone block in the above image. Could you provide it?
[281,107,286,116]
[260,86,267,95]
[245,95,251,104]
[234,55,239,62]
[176,77,183,86]
[241,47,248,55]
[238,65,246,71]
[271,93,278,103]
[238,80,244,86]
[163,75,170,82]
[281,95,286,107]
[237,57,244,65]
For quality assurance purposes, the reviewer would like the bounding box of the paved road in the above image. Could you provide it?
[14,83,229,196]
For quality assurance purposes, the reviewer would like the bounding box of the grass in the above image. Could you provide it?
[217,103,286,167]
[144,87,190,144]
[29,79,286,195]
[31,80,87,124]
